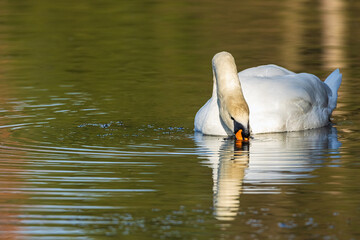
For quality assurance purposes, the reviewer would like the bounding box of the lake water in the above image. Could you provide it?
[0,0,359,239]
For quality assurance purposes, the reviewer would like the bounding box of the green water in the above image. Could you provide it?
[0,0,359,239]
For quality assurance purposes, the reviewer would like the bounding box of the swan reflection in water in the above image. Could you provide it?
[194,126,341,221]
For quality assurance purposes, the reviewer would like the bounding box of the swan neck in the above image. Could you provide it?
[214,67,246,104]
[212,71,218,97]
[211,51,249,135]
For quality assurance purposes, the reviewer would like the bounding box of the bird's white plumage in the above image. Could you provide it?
[195,64,342,135]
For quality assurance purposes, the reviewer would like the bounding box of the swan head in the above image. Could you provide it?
[212,51,250,141]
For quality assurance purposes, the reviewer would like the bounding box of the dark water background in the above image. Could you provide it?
[0,0,359,239]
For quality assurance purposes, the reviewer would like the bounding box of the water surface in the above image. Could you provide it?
[0,0,360,239]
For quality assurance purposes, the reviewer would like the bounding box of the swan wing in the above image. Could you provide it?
[239,66,331,133]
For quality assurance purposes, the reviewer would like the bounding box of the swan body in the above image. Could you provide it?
[194,52,342,136]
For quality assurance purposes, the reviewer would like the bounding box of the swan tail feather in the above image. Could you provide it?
[325,69,342,112]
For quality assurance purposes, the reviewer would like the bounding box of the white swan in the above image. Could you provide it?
[194,51,342,140]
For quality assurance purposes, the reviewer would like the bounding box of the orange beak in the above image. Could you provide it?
[235,129,249,142]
